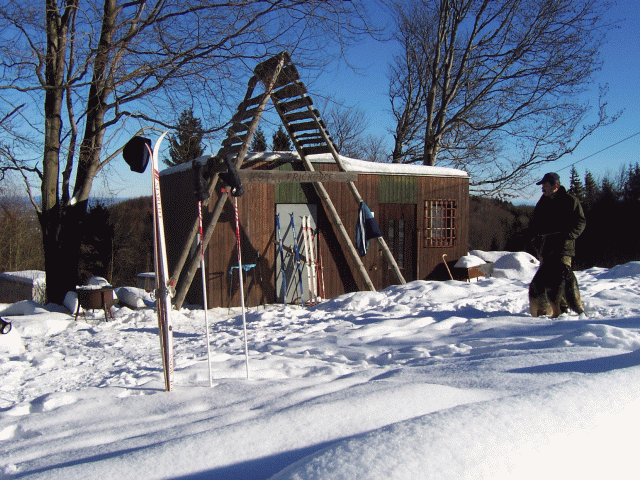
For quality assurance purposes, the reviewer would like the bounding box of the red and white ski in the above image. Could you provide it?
[307,216,318,304]
[149,131,174,392]
[302,216,318,305]
[301,216,312,304]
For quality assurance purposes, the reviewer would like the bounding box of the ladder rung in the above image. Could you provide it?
[285,110,320,122]
[238,93,266,111]
[289,121,320,133]
[296,136,325,146]
[272,82,307,101]
[227,122,250,135]
[303,145,334,156]
[220,144,242,155]
[237,106,261,122]
[278,96,313,113]
[223,134,247,146]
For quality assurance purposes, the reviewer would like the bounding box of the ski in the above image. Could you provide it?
[149,131,174,392]
[289,213,305,307]
[306,216,318,304]
[316,228,325,301]
[301,216,313,304]
[275,213,287,306]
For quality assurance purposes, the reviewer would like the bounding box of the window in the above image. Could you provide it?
[424,200,457,247]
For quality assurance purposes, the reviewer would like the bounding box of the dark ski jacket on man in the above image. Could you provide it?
[529,186,586,259]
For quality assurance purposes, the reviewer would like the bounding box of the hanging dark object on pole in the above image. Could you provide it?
[218,156,244,197]
[123,136,151,173]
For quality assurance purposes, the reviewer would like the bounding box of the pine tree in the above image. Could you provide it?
[600,176,617,202]
[584,170,600,210]
[568,166,585,203]
[165,108,205,167]
[272,126,291,151]
[251,127,267,152]
[623,163,640,203]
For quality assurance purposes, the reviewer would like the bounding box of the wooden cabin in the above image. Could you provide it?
[160,152,469,308]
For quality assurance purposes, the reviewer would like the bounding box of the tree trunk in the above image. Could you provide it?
[423,132,438,166]
[41,0,79,305]
[40,202,87,305]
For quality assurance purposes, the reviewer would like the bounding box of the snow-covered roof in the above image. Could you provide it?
[160,152,469,178]
[0,270,46,286]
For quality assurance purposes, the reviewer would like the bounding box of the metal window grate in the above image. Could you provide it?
[424,200,457,247]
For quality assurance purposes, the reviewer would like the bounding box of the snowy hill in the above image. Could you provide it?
[1,251,640,479]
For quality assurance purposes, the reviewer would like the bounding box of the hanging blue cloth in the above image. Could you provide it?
[356,201,382,257]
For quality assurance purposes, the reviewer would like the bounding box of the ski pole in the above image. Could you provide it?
[232,194,250,379]
[193,159,214,387]
[198,201,214,387]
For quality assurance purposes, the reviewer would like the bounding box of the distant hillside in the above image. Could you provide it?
[469,196,534,253]
[108,197,154,287]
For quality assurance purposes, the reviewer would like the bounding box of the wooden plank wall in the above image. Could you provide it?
[415,174,470,280]
[160,161,469,308]
[205,182,276,309]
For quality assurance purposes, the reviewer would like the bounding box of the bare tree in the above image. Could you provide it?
[388,17,428,163]
[361,134,389,163]
[0,0,376,303]
[388,0,618,196]
[325,103,369,158]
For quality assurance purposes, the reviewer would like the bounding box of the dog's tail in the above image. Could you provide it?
[564,266,585,315]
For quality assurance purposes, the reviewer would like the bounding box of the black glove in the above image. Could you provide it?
[0,316,11,335]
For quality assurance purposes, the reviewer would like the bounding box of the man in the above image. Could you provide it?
[529,172,586,266]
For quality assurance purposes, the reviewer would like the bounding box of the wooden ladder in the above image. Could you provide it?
[172,54,288,309]
[172,52,405,309]
[254,54,406,291]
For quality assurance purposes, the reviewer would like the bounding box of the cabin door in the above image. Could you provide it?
[379,204,416,285]
[275,204,317,305]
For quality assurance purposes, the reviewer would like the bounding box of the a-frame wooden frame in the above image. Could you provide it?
[172,52,405,309]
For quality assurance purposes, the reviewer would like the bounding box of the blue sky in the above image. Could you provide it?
[309,0,640,205]
[111,0,639,205]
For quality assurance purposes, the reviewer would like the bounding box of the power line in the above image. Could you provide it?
[556,130,640,175]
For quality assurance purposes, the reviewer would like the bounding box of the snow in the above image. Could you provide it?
[0,271,46,286]
[1,251,640,479]
[161,151,468,178]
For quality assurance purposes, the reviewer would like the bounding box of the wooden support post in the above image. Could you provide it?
[272,91,405,289]
[269,124,373,290]
[169,75,260,291]
[297,157,376,292]
[298,99,406,286]
[173,56,287,309]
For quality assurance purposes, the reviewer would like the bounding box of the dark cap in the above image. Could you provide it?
[536,172,560,185]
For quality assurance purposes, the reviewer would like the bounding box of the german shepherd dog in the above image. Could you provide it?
[529,261,585,318]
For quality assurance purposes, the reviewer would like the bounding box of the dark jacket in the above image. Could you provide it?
[530,186,586,258]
